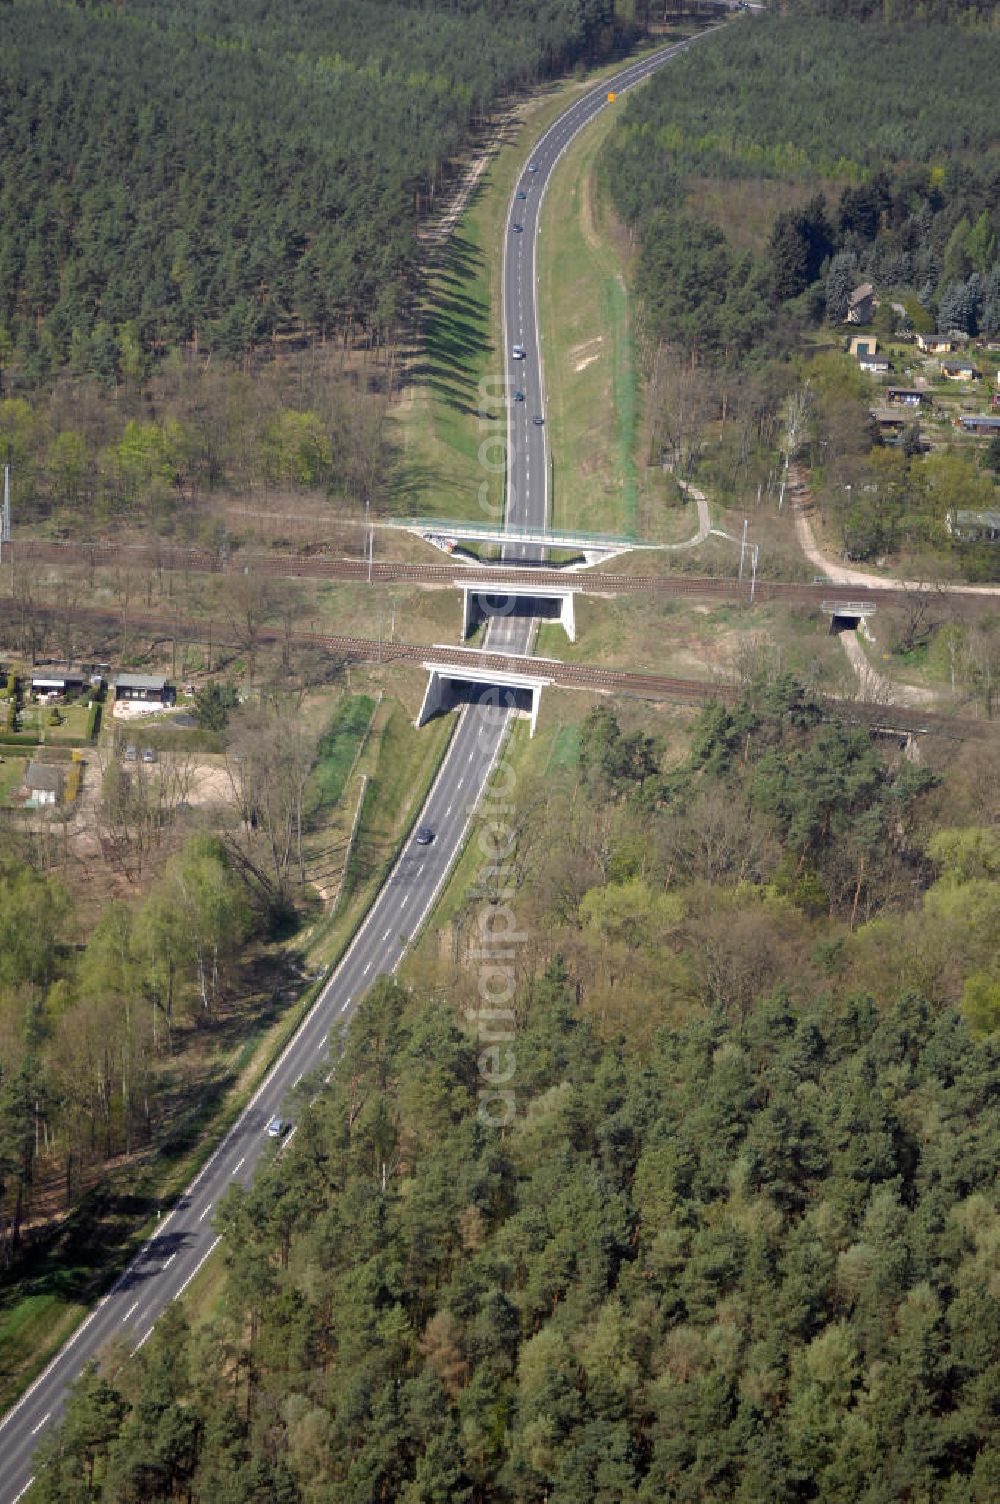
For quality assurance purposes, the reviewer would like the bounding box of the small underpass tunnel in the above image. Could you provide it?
[821,600,876,636]
[417,663,553,736]
[461,584,576,641]
[439,678,536,715]
[829,611,863,634]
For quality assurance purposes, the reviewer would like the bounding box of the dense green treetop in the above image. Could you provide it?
[768,0,997,23]
[0,0,629,379]
[35,962,1000,1502]
[602,18,1000,354]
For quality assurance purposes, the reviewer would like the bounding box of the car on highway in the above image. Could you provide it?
[512,223,523,233]
[533,415,545,426]
[516,190,527,200]
[512,344,526,359]
[528,162,539,172]
[513,390,525,403]
[266,1116,289,1139]
[415,826,435,846]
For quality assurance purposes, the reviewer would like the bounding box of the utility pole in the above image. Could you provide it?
[738,516,748,580]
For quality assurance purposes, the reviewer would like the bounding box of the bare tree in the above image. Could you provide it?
[215,569,276,688]
[224,701,314,902]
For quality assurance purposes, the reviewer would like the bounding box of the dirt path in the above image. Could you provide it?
[670,481,711,549]
[791,467,1000,597]
[838,627,937,708]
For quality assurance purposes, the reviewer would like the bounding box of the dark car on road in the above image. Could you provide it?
[415,826,435,846]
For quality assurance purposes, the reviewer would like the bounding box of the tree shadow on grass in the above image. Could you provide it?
[403,218,495,416]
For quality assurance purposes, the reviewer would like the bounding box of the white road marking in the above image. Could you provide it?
[383,928,391,942]
[197,1204,212,1223]
[132,1327,154,1355]
[30,1413,50,1436]
[363,962,372,975]
[293,1071,303,1087]
[163,1252,176,1270]
[12,1480,36,1503]
[122,1301,139,1323]
[401,893,410,908]
[233,1157,245,1175]
[173,1235,223,1305]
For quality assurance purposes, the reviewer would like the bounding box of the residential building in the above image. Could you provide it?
[846,283,876,324]
[946,510,1000,542]
[25,763,65,806]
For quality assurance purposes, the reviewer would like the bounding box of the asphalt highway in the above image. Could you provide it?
[0,31,711,1501]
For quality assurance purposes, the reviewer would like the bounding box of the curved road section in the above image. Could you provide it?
[0,29,711,1501]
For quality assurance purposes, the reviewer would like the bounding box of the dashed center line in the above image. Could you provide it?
[122,1301,139,1324]
[197,1204,212,1223]
[233,1157,245,1176]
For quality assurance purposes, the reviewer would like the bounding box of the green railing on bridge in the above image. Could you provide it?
[378,518,653,549]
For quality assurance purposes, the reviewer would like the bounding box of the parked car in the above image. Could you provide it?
[266,1116,289,1139]
[124,743,138,762]
[141,746,157,764]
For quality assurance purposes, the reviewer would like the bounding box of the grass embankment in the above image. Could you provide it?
[301,687,454,971]
[537,596,848,687]
[393,38,686,532]
[535,76,701,545]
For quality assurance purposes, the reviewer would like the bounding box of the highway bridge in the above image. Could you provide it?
[0,30,720,1502]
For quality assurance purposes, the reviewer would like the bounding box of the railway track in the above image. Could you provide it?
[0,594,985,738]
[5,537,991,614]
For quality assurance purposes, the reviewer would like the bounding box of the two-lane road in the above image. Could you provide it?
[0,29,714,1501]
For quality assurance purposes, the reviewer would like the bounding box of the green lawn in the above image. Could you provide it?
[305,694,376,823]
[6,701,93,743]
[537,100,639,538]
[0,756,27,803]
[393,40,683,530]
